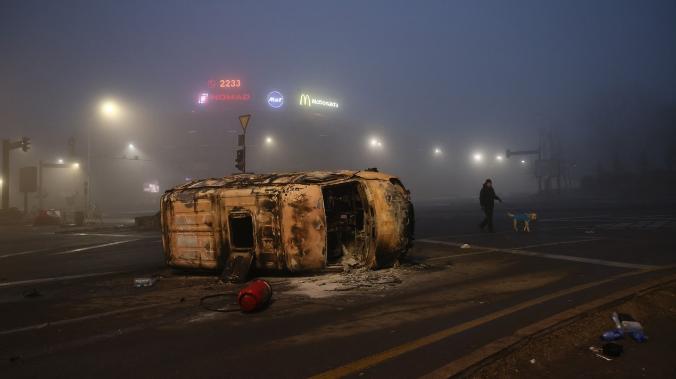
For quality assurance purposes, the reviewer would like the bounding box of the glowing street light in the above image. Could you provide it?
[495,155,504,162]
[264,136,274,146]
[128,143,135,150]
[521,159,527,165]
[473,152,483,162]
[369,137,383,149]
[100,99,120,119]
[57,158,64,164]
[72,162,80,169]
[433,147,443,156]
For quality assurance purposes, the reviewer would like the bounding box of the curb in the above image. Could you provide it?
[421,271,676,379]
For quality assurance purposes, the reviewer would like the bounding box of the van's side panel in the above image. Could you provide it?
[280,184,327,272]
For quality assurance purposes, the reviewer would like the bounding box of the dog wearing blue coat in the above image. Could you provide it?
[507,212,537,232]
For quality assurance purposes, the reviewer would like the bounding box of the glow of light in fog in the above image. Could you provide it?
[521,159,527,165]
[72,162,80,169]
[198,92,209,105]
[434,147,442,156]
[0,177,3,187]
[473,153,483,162]
[264,136,274,146]
[369,137,383,149]
[57,158,64,164]
[495,155,504,161]
[128,143,135,150]
[100,99,120,118]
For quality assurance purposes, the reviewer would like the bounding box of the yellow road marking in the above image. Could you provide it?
[310,267,671,379]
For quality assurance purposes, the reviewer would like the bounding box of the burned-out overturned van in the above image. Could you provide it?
[160,170,414,277]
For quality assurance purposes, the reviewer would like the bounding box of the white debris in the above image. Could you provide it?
[460,243,471,249]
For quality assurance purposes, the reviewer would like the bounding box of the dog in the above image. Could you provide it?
[507,212,537,232]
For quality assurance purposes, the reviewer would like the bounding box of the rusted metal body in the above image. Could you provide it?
[160,170,414,274]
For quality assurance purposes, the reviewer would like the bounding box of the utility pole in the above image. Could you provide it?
[1,137,31,210]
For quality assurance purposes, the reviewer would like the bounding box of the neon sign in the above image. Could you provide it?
[299,93,339,109]
[208,79,242,89]
[267,91,284,108]
[209,93,251,101]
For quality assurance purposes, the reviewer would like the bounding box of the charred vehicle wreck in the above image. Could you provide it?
[160,169,414,281]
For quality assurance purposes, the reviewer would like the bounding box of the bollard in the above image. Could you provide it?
[237,279,272,312]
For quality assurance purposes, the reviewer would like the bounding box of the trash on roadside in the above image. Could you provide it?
[602,342,623,357]
[589,346,613,361]
[134,277,157,288]
[238,279,272,312]
[22,288,42,298]
[460,243,471,249]
[602,312,648,343]
[601,329,623,341]
[617,313,648,342]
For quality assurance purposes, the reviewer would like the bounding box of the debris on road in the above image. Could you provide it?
[460,243,471,249]
[589,346,613,361]
[133,277,157,287]
[601,311,648,342]
[602,342,624,357]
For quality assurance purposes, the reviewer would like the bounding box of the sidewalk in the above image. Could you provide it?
[469,282,676,378]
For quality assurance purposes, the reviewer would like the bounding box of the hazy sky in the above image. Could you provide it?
[2,0,676,204]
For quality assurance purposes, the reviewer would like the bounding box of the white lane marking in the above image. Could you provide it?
[0,248,49,259]
[418,238,659,270]
[0,271,121,288]
[0,300,178,336]
[50,239,140,256]
[69,233,136,237]
[426,250,496,261]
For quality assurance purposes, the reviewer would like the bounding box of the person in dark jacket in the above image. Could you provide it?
[479,179,502,232]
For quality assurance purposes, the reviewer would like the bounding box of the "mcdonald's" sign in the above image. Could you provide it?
[299,93,339,109]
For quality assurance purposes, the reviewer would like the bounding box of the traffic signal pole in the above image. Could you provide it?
[1,137,31,210]
[2,140,9,210]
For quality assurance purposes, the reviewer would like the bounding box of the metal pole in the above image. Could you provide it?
[86,125,91,217]
[243,129,246,173]
[38,160,43,210]
[2,139,10,210]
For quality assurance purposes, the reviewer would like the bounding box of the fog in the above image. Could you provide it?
[1,0,675,213]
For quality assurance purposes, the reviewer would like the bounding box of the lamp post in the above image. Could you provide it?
[86,99,121,216]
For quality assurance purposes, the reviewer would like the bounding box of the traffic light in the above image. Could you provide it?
[235,148,245,172]
[20,137,31,152]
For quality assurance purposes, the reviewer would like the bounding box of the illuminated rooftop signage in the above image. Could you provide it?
[267,91,284,108]
[299,93,339,109]
[208,79,242,89]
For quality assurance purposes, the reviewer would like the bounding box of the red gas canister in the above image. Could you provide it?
[237,279,272,312]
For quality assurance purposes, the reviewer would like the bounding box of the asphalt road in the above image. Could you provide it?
[1,198,676,378]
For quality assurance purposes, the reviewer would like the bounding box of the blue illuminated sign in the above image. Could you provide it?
[266,91,284,109]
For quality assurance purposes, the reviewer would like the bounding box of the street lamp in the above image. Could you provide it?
[495,155,504,162]
[57,158,64,164]
[72,162,80,169]
[473,152,483,162]
[264,136,274,146]
[433,147,443,156]
[100,100,120,119]
[86,98,123,217]
[521,159,527,165]
[369,137,383,149]
[128,143,135,150]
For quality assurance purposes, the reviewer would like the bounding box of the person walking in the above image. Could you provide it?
[479,179,502,232]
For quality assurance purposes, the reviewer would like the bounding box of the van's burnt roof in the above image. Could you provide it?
[169,170,397,192]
